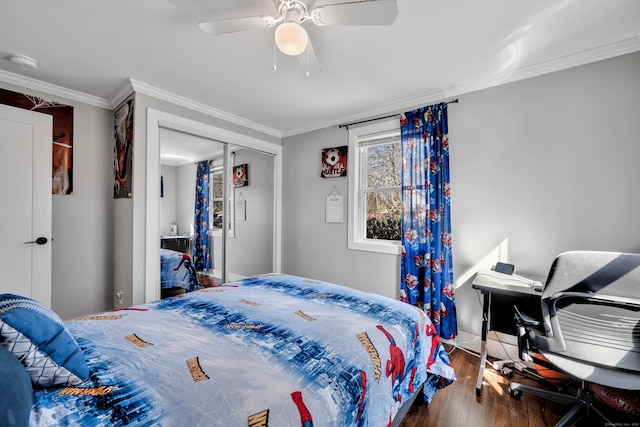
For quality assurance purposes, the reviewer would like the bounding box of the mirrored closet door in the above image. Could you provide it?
[158,129,275,296]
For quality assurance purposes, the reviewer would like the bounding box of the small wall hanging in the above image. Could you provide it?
[325,185,343,223]
[235,192,246,221]
[233,164,248,187]
[321,145,348,178]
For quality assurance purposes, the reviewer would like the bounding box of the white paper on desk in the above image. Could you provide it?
[325,195,343,223]
[475,270,535,289]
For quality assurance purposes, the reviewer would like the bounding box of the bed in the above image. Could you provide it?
[160,248,203,295]
[1,274,455,426]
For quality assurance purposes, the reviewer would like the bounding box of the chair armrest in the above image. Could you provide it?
[548,292,640,315]
[514,305,540,327]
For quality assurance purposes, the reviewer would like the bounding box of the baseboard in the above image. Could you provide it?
[228,273,246,282]
[445,330,520,362]
[207,269,246,282]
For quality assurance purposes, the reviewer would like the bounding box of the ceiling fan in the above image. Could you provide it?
[199,0,398,77]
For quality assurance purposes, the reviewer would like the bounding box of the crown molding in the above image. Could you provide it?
[127,79,282,138]
[0,71,281,138]
[2,36,638,140]
[0,69,110,108]
[281,36,640,138]
[448,35,640,99]
[108,79,135,108]
[280,88,448,138]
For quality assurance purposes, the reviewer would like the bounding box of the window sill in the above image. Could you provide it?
[348,239,401,256]
[208,229,222,237]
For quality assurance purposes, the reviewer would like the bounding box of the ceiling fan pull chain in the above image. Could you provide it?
[305,48,310,78]
[273,38,278,71]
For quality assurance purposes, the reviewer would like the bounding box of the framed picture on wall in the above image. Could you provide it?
[0,87,74,194]
[321,146,348,178]
[233,164,248,187]
[113,97,134,199]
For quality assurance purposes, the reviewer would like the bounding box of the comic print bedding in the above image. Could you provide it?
[30,274,455,426]
[160,248,203,292]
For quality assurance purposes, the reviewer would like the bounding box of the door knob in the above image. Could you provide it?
[24,237,48,245]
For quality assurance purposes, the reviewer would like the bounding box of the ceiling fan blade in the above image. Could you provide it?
[199,16,274,35]
[298,37,322,78]
[311,0,398,26]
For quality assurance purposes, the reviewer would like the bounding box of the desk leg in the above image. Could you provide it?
[476,291,490,397]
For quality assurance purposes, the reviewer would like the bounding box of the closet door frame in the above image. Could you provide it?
[145,108,282,303]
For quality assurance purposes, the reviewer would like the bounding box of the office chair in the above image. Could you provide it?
[508,251,640,426]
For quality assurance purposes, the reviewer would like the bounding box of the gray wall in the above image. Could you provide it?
[54,100,113,320]
[159,162,196,237]
[281,126,400,299]
[160,149,275,279]
[451,52,640,340]
[282,52,640,339]
[159,165,176,236]
[0,82,114,320]
[175,162,197,237]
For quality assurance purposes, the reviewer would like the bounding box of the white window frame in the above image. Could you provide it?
[208,156,235,239]
[209,164,224,233]
[348,117,402,255]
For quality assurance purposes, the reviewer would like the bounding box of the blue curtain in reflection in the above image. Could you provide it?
[192,161,210,271]
[400,103,457,339]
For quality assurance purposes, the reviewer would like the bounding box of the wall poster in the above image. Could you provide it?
[233,164,248,187]
[113,98,134,199]
[0,87,74,194]
[321,145,348,178]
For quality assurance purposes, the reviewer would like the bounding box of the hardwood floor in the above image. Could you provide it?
[197,273,222,287]
[399,344,617,427]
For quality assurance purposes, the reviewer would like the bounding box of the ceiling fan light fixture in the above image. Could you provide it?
[10,53,38,70]
[275,22,308,56]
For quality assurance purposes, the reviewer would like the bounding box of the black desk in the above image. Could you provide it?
[471,271,542,397]
[160,235,193,255]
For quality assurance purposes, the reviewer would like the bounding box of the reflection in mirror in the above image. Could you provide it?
[226,148,274,279]
[210,169,223,230]
[209,157,234,239]
[145,109,282,305]
[159,129,225,297]
[158,129,277,294]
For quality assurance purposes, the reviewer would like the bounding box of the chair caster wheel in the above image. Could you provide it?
[501,367,513,378]
[509,387,522,400]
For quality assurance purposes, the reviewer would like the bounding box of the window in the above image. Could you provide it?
[208,158,234,238]
[210,168,224,230]
[348,118,402,255]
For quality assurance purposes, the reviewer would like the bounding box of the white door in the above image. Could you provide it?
[0,104,52,307]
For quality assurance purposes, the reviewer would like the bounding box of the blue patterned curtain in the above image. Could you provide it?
[192,161,210,272]
[400,103,457,339]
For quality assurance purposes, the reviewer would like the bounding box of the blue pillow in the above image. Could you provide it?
[0,344,32,426]
[0,294,89,387]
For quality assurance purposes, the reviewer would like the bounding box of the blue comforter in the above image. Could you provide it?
[31,274,455,426]
[160,248,202,292]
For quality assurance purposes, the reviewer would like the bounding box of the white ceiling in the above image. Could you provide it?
[1,0,639,139]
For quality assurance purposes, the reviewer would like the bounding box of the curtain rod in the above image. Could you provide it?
[338,98,459,130]
[193,151,235,165]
